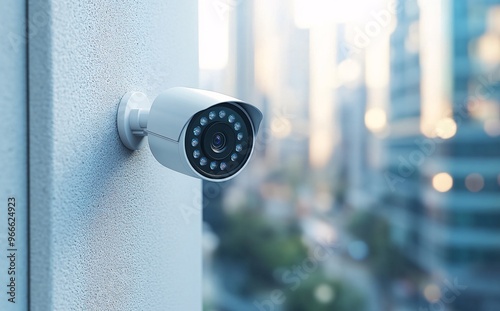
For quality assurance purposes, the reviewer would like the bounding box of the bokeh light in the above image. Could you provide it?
[314,284,335,304]
[365,107,387,133]
[423,284,442,303]
[465,173,485,192]
[484,119,500,137]
[475,33,500,65]
[435,118,457,139]
[432,172,453,192]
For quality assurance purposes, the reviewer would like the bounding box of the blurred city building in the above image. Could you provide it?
[377,1,500,310]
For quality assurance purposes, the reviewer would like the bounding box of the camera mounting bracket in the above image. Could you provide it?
[117,91,151,150]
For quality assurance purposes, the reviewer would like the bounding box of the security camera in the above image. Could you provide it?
[117,87,263,182]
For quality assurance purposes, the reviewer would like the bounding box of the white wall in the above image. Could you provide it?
[0,0,29,310]
[28,1,201,310]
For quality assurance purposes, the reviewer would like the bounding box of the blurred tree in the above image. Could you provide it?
[346,208,423,310]
[217,208,308,294]
[285,273,365,311]
[347,209,419,280]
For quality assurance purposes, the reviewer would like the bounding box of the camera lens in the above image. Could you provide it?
[211,132,226,153]
[203,123,234,160]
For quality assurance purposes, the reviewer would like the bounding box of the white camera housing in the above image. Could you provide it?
[117,87,263,182]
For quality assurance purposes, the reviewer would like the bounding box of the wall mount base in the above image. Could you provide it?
[117,91,150,150]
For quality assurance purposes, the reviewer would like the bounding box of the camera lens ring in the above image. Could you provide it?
[185,103,254,180]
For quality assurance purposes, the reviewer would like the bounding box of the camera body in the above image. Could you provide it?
[117,87,263,182]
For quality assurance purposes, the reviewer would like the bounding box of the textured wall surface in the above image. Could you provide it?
[0,0,29,310]
[28,1,201,310]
